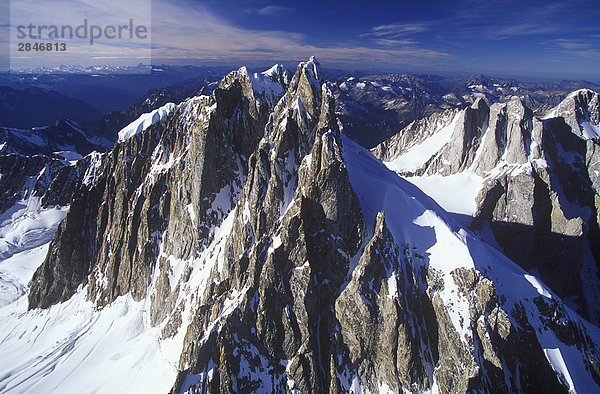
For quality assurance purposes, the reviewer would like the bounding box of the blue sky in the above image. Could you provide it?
[4,0,599,80]
[148,0,600,81]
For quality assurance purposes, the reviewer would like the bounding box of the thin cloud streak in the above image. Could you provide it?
[487,23,562,39]
[151,1,449,69]
[395,1,592,41]
[360,23,430,38]
[542,38,600,60]
[255,6,293,16]
[373,38,420,47]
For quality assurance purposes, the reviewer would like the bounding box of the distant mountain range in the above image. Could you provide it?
[0,86,101,128]
[330,73,600,148]
[1,66,598,147]
[0,65,228,119]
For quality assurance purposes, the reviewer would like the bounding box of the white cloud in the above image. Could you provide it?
[542,38,600,60]
[373,38,420,47]
[150,0,448,69]
[360,23,430,38]
[255,6,293,16]
[487,23,562,39]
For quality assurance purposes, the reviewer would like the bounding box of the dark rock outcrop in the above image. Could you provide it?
[28,64,287,310]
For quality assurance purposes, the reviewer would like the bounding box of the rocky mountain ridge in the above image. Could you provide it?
[333,74,599,148]
[373,89,600,326]
[15,58,600,393]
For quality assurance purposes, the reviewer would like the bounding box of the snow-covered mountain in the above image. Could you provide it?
[0,76,221,228]
[2,59,600,393]
[373,89,600,326]
[0,120,111,157]
[332,74,599,148]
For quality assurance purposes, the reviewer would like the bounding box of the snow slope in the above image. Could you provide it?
[0,198,68,262]
[380,111,484,216]
[249,65,288,97]
[342,135,600,392]
[245,64,291,108]
[0,244,49,307]
[406,170,484,216]
[385,113,460,173]
[0,288,179,393]
[581,120,600,140]
[0,198,181,392]
[118,102,176,142]
[543,89,600,141]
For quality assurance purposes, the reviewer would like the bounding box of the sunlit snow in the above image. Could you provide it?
[118,102,176,142]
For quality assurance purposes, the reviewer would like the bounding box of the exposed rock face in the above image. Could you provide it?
[28,64,288,309]
[0,78,218,221]
[26,60,600,393]
[373,89,600,325]
[172,56,366,393]
[372,98,490,177]
[0,149,99,220]
[0,118,111,218]
[424,98,489,175]
[472,92,600,324]
[371,108,461,164]
[472,97,533,173]
[334,212,434,392]
[546,89,600,140]
[0,155,57,213]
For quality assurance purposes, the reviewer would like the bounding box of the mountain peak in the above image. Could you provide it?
[545,88,600,140]
[298,56,323,89]
[471,96,489,110]
[568,88,597,99]
[274,57,327,125]
[261,64,291,83]
[218,66,250,90]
